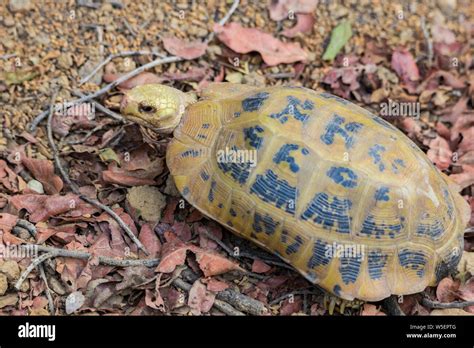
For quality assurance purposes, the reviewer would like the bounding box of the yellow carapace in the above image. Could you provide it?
[121,83,470,301]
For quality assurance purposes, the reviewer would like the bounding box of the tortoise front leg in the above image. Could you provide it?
[323,293,364,315]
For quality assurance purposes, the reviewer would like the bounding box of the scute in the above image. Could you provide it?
[166,85,469,301]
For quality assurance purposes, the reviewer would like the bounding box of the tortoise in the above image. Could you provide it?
[120,82,470,302]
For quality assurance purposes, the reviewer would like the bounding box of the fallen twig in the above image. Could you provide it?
[420,16,433,66]
[205,0,240,43]
[14,252,54,290]
[0,54,17,60]
[265,72,296,79]
[19,244,159,267]
[99,126,126,149]
[15,241,247,315]
[76,0,100,9]
[80,195,148,253]
[180,268,267,316]
[421,297,474,309]
[269,289,321,306]
[39,264,55,315]
[78,51,165,86]
[217,286,267,315]
[45,92,149,255]
[14,219,37,237]
[122,18,137,37]
[13,218,55,311]
[63,123,108,146]
[172,278,245,316]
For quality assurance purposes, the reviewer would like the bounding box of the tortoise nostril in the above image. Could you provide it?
[120,96,128,111]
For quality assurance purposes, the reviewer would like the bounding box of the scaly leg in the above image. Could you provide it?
[323,293,364,315]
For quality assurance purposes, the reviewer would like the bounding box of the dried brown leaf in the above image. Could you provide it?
[214,22,308,66]
[251,259,272,273]
[162,36,208,60]
[21,157,63,194]
[194,250,244,277]
[156,237,190,273]
[9,193,97,223]
[187,279,215,315]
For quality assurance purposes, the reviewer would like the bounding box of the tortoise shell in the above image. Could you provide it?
[166,83,470,301]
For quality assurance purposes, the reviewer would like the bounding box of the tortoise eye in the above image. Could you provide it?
[139,103,156,114]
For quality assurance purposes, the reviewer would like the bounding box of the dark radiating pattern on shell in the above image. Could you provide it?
[398,249,427,278]
[301,193,352,234]
[320,114,363,149]
[339,255,362,285]
[250,169,297,215]
[242,92,270,112]
[253,211,280,236]
[308,239,332,268]
[269,96,314,124]
[368,251,388,280]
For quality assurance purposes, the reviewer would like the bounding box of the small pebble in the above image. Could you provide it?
[27,179,44,194]
[8,0,32,12]
[3,16,15,27]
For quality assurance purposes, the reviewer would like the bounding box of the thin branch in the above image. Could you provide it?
[80,55,181,96]
[78,195,149,255]
[19,244,160,267]
[15,219,37,237]
[76,0,100,9]
[180,268,267,315]
[422,297,474,309]
[205,0,240,43]
[122,18,137,37]
[269,289,321,306]
[97,25,104,57]
[219,0,240,26]
[265,72,295,79]
[139,18,152,31]
[39,264,55,315]
[45,92,149,255]
[64,123,107,146]
[16,241,246,315]
[172,278,245,316]
[78,51,165,86]
[0,54,17,60]
[216,288,268,315]
[420,16,433,66]
[99,126,126,149]
[14,252,54,290]
[202,230,234,255]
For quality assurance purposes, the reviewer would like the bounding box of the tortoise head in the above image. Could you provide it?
[120,84,196,134]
